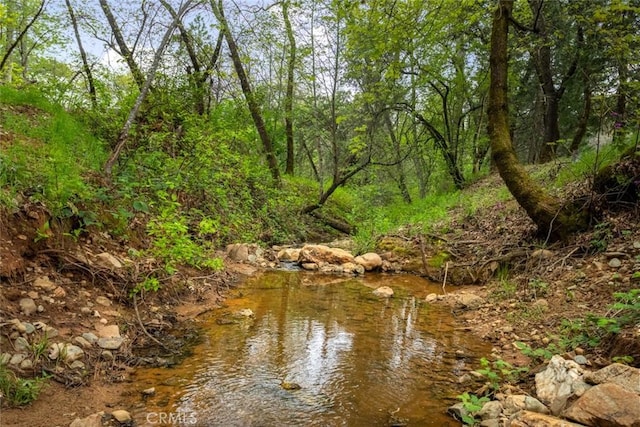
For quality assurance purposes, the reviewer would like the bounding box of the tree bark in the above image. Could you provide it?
[98,0,146,91]
[529,0,578,163]
[65,0,97,109]
[489,0,588,240]
[282,0,296,175]
[210,0,281,184]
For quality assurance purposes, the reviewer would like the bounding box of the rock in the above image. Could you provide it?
[74,336,93,349]
[573,355,588,365]
[447,402,469,422]
[142,387,156,396]
[299,244,355,266]
[532,299,549,310]
[49,343,61,360]
[97,337,124,350]
[477,400,503,420]
[425,293,439,303]
[226,243,249,262]
[479,420,501,427]
[342,262,365,275]
[82,332,99,344]
[101,350,114,361]
[531,249,554,260]
[0,353,11,364]
[22,322,35,334]
[95,296,112,307]
[96,324,120,338]
[584,363,640,394]
[372,286,394,298]
[301,263,318,270]
[19,298,37,316]
[510,410,586,427]
[354,253,383,271]
[608,258,622,268]
[19,358,33,369]
[69,412,104,427]
[63,344,85,363]
[455,293,485,310]
[95,252,123,269]
[277,248,301,262]
[535,355,590,415]
[233,308,254,318]
[9,353,26,365]
[69,360,86,370]
[33,276,56,291]
[563,383,640,427]
[110,410,131,423]
[14,336,30,352]
[503,395,549,416]
[37,305,44,313]
[27,291,39,299]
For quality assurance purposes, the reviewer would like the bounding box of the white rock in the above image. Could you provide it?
[373,286,394,298]
[19,298,37,316]
[95,252,123,269]
[535,355,590,415]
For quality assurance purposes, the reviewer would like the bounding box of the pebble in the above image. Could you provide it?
[14,336,30,352]
[69,360,86,370]
[574,355,588,365]
[74,336,93,349]
[37,305,44,313]
[608,258,622,268]
[82,332,99,344]
[633,241,640,249]
[27,291,39,299]
[33,276,56,291]
[142,387,156,396]
[111,410,131,423]
[14,322,27,333]
[9,353,26,365]
[63,344,85,363]
[95,296,112,307]
[53,286,66,298]
[20,358,33,369]
[101,350,114,361]
[98,337,124,350]
[19,298,37,316]
[0,353,11,364]
[80,307,92,314]
[23,322,36,334]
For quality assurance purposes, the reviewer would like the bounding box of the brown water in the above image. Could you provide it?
[128,271,490,426]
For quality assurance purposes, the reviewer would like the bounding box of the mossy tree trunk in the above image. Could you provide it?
[488,0,589,240]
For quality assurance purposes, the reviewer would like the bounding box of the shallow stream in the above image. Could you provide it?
[128,271,491,426]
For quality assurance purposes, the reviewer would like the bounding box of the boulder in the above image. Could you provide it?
[354,253,383,271]
[563,383,640,427]
[299,245,354,266]
[226,243,249,262]
[277,248,301,262]
[535,355,590,414]
[477,401,503,420]
[584,363,640,394]
[509,410,586,427]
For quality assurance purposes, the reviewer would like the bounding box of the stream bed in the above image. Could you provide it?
[128,271,491,426]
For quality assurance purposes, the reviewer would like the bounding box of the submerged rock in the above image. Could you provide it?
[373,286,394,298]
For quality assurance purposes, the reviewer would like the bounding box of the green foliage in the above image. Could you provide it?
[0,86,107,213]
[456,392,490,426]
[514,341,560,363]
[475,357,528,391]
[590,222,613,253]
[0,363,48,407]
[146,191,223,274]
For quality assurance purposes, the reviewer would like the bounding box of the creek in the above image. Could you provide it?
[128,270,491,426]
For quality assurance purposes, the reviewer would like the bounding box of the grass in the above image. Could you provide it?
[0,363,48,407]
[0,86,107,213]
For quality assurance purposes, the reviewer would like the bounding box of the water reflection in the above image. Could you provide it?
[131,271,490,426]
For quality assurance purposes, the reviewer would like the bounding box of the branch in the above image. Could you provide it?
[0,0,46,72]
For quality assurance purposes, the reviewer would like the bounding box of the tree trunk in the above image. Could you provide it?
[104,1,192,175]
[98,0,146,91]
[210,0,281,184]
[282,0,296,175]
[0,0,45,79]
[488,0,588,240]
[65,0,97,109]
